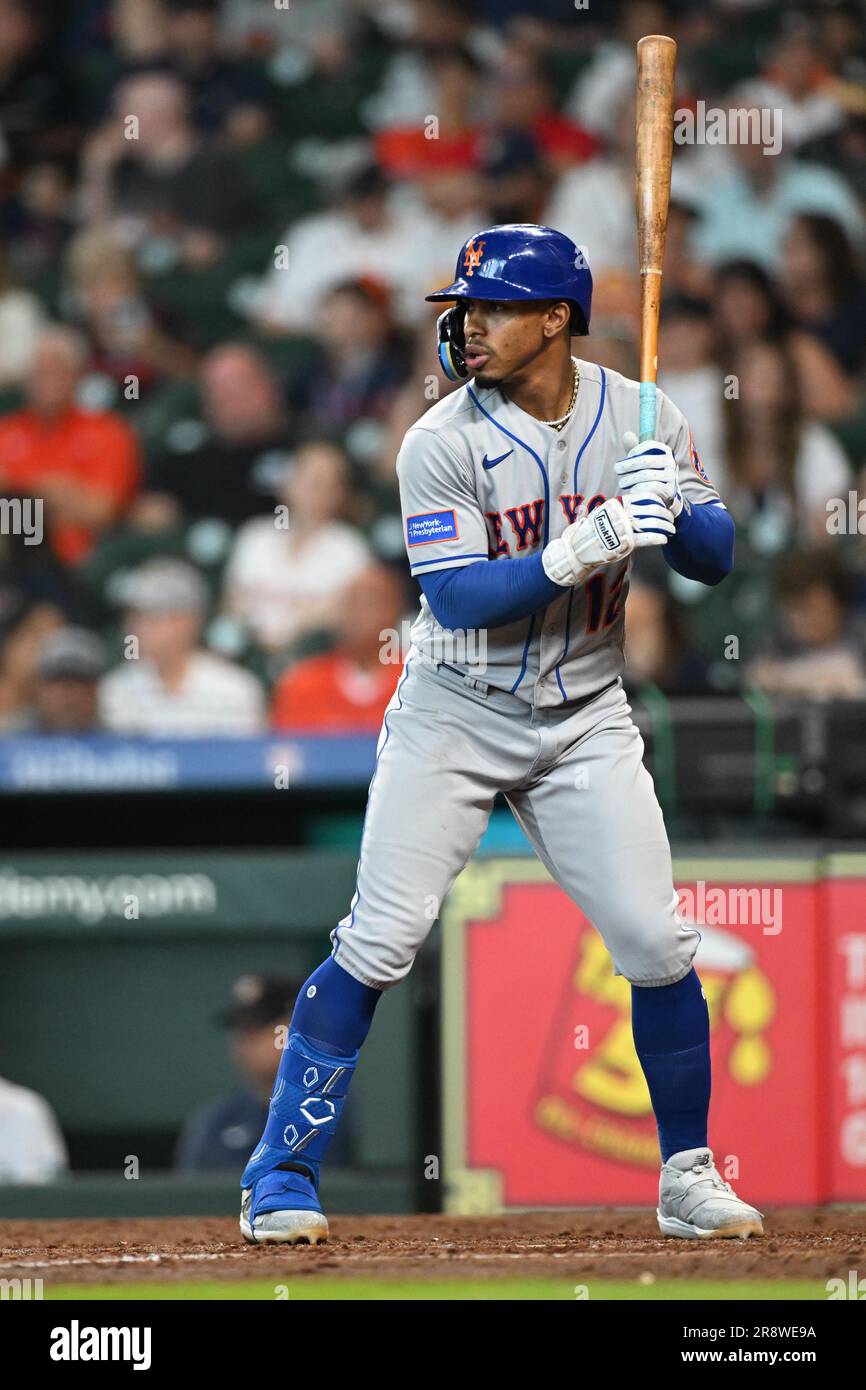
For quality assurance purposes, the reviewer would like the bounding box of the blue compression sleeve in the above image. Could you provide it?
[419,555,564,630]
[664,502,734,586]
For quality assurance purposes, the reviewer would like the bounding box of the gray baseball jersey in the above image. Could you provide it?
[397,358,722,705]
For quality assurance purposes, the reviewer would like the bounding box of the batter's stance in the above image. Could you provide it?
[240,225,763,1244]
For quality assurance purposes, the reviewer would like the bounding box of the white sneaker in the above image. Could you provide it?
[657,1147,763,1239]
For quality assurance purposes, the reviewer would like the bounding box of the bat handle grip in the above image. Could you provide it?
[639,381,657,442]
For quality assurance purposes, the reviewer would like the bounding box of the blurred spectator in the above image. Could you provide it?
[0,1072,68,1182]
[563,0,667,142]
[658,295,724,469]
[0,525,72,633]
[158,0,269,144]
[291,278,408,435]
[479,128,552,227]
[137,343,289,529]
[720,338,850,550]
[748,551,866,700]
[0,0,77,168]
[653,193,713,302]
[33,626,106,734]
[175,972,352,1170]
[100,558,265,733]
[687,103,864,271]
[0,325,141,565]
[0,250,44,385]
[218,0,360,68]
[112,0,268,143]
[781,213,866,377]
[742,16,845,152]
[799,95,866,206]
[64,229,197,396]
[249,162,478,332]
[271,564,406,732]
[222,440,371,653]
[0,600,62,731]
[714,259,854,422]
[486,45,597,174]
[373,44,484,179]
[624,576,709,697]
[80,70,254,267]
[362,0,477,133]
[544,92,636,282]
[579,314,640,380]
[0,160,74,285]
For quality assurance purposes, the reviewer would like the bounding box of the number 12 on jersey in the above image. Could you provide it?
[584,569,626,634]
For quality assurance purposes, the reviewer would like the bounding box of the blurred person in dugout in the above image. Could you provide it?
[0,325,140,567]
[748,550,866,700]
[221,439,370,656]
[270,564,407,733]
[99,557,265,734]
[175,975,351,1172]
[0,1071,68,1183]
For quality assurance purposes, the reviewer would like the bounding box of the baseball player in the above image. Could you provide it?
[240,224,763,1244]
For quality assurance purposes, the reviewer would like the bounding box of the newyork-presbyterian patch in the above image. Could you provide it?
[406,510,459,546]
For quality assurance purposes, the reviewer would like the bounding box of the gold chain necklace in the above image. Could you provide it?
[540,359,579,430]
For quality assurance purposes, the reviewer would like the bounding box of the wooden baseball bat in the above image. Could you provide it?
[635,34,677,442]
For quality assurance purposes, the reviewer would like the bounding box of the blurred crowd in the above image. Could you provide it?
[0,0,865,736]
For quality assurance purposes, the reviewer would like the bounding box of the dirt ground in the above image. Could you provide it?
[0,1209,863,1287]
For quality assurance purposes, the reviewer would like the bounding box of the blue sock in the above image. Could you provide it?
[631,968,711,1163]
[290,955,381,1055]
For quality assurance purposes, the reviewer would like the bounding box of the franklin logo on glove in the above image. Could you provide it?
[593,508,621,552]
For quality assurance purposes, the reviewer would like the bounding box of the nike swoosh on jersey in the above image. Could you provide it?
[482,450,514,470]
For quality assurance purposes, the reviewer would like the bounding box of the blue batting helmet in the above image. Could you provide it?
[426,223,592,380]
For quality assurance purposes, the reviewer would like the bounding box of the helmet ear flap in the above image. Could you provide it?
[436,305,467,381]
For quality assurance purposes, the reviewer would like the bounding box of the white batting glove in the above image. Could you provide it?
[615,433,683,518]
[622,482,677,543]
[542,497,635,587]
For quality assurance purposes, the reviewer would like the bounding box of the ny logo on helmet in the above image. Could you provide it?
[463,239,486,276]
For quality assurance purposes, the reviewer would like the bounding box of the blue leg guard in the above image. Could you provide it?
[241,1031,357,1220]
